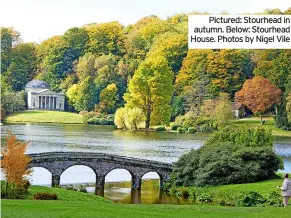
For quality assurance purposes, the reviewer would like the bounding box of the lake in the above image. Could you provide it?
[1,123,291,204]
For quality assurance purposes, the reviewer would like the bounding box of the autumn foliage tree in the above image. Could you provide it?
[124,56,174,129]
[235,76,282,124]
[1,131,32,198]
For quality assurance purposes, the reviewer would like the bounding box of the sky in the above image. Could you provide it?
[0,0,290,43]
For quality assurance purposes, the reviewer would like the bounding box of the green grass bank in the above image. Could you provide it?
[5,110,83,124]
[234,116,291,137]
[2,200,289,218]
[2,178,290,218]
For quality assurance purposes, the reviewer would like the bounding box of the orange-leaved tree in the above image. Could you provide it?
[1,131,32,198]
[235,76,282,124]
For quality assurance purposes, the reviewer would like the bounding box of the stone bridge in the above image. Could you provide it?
[28,152,173,194]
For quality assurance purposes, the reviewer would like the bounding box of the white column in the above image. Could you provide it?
[53,97,55,109]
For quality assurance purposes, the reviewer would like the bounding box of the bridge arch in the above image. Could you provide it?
[141,171,162,189]
[28,165,52,175]
[104,166,134,179]
[60,165,96,186]
[28,167,52,186]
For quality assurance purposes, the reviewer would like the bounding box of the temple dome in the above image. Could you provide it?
[25,80,50,89]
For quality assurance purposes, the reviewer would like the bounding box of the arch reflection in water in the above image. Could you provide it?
[102,169,134,203]
[98,170,164,204]
[141,172,160,204]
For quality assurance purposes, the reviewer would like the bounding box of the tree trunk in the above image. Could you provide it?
[145,108,151,130]
[260,114,263,125]
[5,180,9,199]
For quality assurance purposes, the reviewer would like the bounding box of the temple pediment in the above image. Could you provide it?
[31,89,63,96]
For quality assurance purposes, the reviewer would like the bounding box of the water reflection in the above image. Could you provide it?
[87,186,191,204]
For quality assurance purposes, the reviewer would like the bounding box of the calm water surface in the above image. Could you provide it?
[1,123,291,204]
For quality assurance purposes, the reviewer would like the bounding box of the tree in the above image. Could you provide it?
[206,49,253,96]
[201,93,234,127]
[114,107,145,130]
[114,107,128,130]
[74,77,98,111]
[1,27,21,73]
[253,50,291,91]
[124,56,174,129]
[85,22,124,56]
[287,92,291,122]
[125,107,145,130]
[76,52,97,81]
[235,76,282,124]
[147,32,187,74]
[275,75,291,130]
[5,43,37,91]
[36,36,69,90]
[66,84,79,108]
[63,27,89,61]
[213,93,234,127]
[98,83,119,114]
[175,50,213,113]
[94,54,119,89]
[1,91,26,114]
[1,131,32,198]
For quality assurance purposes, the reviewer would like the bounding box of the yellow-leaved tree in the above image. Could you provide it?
[1,131,32,198]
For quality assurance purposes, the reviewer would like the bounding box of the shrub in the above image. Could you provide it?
[236,191,266,207]
[265,191,283,207]
[86,114,114,125]
[82,111,97,123]
[172,127,283,187]
[177,127,187,133]
[155,126,166,132]
[1,182,28,199]
[170,123,180,131]
[65,186,74,191]
[196,117,212,125]
[78,185,87,193]
[33,192,58,200]
[176,187,190,198]
[174,115,186,126]
[197,193,214,203]
[187,127,197,134]
[206,126,273,148]
[200,123,214,133]
[79,110,88,115]
[215,192,235,206]
[2,91,26,114]
[182,112,197,129]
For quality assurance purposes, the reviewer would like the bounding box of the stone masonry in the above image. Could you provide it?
[27,152,173,192]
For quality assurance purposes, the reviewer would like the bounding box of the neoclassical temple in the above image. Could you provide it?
[25,80,65,111]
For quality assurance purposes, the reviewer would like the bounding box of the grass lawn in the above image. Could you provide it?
[2,179,291,218]
[235,116,291,137]
[2,200,290,218]
[5,110,83,124]
[190,178,284,197]
[24,186,111,202]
